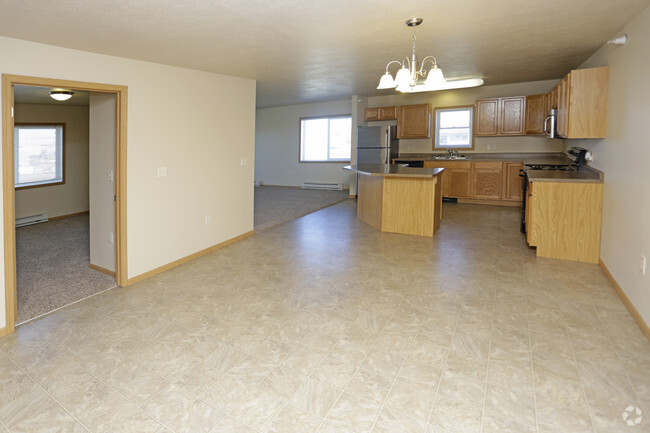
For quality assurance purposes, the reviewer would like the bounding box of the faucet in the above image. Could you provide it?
[447,148,453,157]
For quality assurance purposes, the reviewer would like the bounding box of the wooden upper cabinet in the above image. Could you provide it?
[364,107,380,121]
[364,106,397,121]
[554,67,609,139]
[499,97,525,135]
[378,106,397,120]
[472,161,503,200]
[397,104,431,139]
[475,99,499,136]
[525,94,546,135]
[476,97,525,136]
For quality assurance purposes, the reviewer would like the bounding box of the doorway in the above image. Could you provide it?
[2,74,128,334]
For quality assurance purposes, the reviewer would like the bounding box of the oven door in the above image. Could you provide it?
[520,169,527,233]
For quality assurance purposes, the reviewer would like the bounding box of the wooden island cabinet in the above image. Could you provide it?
[344,164,443,237]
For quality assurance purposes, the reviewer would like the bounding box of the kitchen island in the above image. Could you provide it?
[344,164,444,237]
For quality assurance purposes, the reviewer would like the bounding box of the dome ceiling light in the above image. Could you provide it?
[48,90,75,101]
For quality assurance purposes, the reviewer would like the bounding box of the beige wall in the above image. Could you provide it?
[255,99,352,187]
[573,5,650,326]
[89,93,116,272]
[14,103,89,218]
[255,80,565,189]
[367,79,564,154]
[0,36,256,329]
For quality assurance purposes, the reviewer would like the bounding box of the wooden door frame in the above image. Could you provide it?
[2,74,128,334]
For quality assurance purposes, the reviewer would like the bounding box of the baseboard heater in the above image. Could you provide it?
[15,212,49,227]
[301,182,343,191]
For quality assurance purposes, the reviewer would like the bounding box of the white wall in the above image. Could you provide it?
[0,36,256,330]
[255,99,351,187]
[89,93,116,272]
[14,103,89,218]
[572,5,650,326]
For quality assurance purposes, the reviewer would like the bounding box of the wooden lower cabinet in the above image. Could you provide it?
[526,181,603,263]
[472,162,503,200]
[424,161,471,198]
[504,162,524,201]
[425,160,523,203]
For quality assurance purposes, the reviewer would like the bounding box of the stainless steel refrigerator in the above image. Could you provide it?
[356,125,399,165]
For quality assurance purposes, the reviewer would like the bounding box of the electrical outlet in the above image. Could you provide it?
[157,166,167,178]
[108,232,114,244]
[641,255,647,276]
[108,169,114,182]
[240,157,247,167]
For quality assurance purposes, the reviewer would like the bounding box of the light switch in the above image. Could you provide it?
[240,157,247,167]
[108,170,114,182]
[157,166,167,178]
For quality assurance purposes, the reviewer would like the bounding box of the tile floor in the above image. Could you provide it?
[0,200,649,433]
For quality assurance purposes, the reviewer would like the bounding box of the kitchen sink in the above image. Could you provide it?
[429,155,469,160]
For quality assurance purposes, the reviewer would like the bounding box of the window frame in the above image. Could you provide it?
[433,105,475,150]
[14,122,66,190]
[299,114,352,163]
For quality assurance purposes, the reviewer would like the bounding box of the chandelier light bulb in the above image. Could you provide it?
[377,72,396,89]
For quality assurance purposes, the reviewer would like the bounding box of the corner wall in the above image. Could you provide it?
[573,5,650,327]
[0,36,256,330]
[14,103,89,218]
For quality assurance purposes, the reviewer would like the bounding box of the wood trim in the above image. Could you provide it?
[599,258,650,341]
[126,231,254,286]
[2,75,17,334]
[49,210,90,221]
[89,263,116,277]
[115,88,128,287]
[0,326,6,338]
[2,74,128,334]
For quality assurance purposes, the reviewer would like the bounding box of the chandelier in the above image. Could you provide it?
[377,18,484,93]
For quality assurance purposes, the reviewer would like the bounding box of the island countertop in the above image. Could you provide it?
[343,164,444,178]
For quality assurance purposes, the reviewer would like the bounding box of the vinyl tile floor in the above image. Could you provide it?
[0,200,649,433]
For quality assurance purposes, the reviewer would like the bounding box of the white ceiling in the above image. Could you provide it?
[0,0,647,108]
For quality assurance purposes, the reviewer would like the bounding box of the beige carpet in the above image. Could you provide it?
[16,214,117,324]
[254,186,350,232]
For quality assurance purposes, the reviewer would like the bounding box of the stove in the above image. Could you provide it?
[525,164,577,171]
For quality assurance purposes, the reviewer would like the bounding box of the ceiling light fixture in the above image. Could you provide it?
[377,18,484,93]
[48,90,74,101]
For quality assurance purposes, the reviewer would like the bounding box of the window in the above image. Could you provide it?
[434,106,474,149]
[14,124,65,189]
[300,115,351,162]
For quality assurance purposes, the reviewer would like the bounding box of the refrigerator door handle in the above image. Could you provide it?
[385,129,390,164]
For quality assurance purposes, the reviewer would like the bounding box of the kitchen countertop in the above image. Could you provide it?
[525,165,604,183]
[394,152,569,162]
[343,164,444,178]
